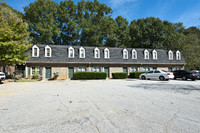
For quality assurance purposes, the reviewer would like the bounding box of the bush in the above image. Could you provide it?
[32,72,40,79]
[73,72,107,80]
[112,72,128,79]
[129,71,146,78]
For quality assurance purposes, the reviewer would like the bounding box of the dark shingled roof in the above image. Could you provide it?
[26,44,186,65]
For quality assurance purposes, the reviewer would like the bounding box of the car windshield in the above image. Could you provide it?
[161,70,167,72]
[147,71,153,73]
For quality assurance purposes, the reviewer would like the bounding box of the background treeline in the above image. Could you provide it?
[1,0,200,70]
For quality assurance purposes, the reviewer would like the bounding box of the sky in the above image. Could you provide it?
[6,0,200,28]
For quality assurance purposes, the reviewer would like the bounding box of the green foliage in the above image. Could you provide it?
[112,72,128,79]
[73,72,107,80]
[0,3,30,72]
[115,16,131,48]
[23,0,60,44]
[32,72,39,79]
[129,72,146,79]
[129,17,184,49]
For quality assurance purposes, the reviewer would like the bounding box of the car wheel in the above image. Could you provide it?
[141,76,146,80]
[159,76,165,81]
[165,79,169,81]
[182,76,187,80]
[192,79,195,81]
[174,77,176,80]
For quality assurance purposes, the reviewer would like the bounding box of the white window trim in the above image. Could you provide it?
[45,45,52,57]
[79,47,85,58]
[32,45,39,57]
[176,50,181,60]
[152,50,157,60]
[104,48,110,59]
[132,49,137,59]
[169,50,173,60]
[68,46,74,58]
[94,47,100,58]
[123,49,128,59]
[144,49,149,59]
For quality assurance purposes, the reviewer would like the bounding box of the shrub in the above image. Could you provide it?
[32,72,40,79]
[112,72,128,79]
[73,72,107,80]
[129,71,146,78]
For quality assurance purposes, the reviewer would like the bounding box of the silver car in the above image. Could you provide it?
[139,70,174,81]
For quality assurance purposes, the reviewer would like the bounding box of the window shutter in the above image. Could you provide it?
[40,67,43,76]
[28,67,31,76]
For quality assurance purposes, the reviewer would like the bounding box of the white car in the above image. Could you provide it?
[0,72,6,83]
[139,70,174,81]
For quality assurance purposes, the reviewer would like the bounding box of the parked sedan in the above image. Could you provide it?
[173,70,197,81]
[192,70,200,80]
[139,70,174,81]
[0,72,6,83]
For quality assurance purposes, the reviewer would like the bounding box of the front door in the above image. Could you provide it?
[104,67,109,78]
[45,67,51,79]
[68,67,74,79]
[123,67,127,73]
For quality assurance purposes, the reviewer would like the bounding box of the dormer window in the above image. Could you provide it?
[32,45,39,57]
[176,50,181,60]
[45,45,52,57]
[68,46,74,58]
[94,47,100,58]
[79,47,85,58]
[132,49,137,59]
[104,48,110,59]
[123,49,128,59]
[144,49,149,59]
[169,50,173,60]
[152,50,157,60]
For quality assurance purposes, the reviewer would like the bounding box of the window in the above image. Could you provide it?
[68,46,74,58]
[32,67,40,75]
[45,45,52,57]
[77,67,87,72]
[94,48,100,58]
[132,49,137,59]
[154,70,161,73]
[79,47,85,58]
[169,50,173,60]
[144,49,149,59]
[129,67,138,72]
[168,67,172,72]
[92,67,101,72]
[123,49,128,59]
[176,50,181,60]
[32,45,39,57]
[152,50,157,60]
[104,48,110,59]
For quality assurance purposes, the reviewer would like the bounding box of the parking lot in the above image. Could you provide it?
[0,79,200,133]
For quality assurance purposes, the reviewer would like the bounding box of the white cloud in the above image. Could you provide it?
[109,0,138,8]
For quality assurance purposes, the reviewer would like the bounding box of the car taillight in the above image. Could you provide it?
[167,73,170,75]
[190,73,194,75]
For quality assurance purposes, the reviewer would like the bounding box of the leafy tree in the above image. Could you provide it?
[115,16,131,48]
[129,17,184,49]
[57,0,79,45]
[24,0,60,44]
[77,0,113,46]
[0,3,30,73]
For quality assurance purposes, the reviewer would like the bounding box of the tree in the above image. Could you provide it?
[129,17,184,49]
[115,16,131,48]
[77,0,113,46]
[57,0,79,45]
[24,0,60,45]
[0,3,30,73]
